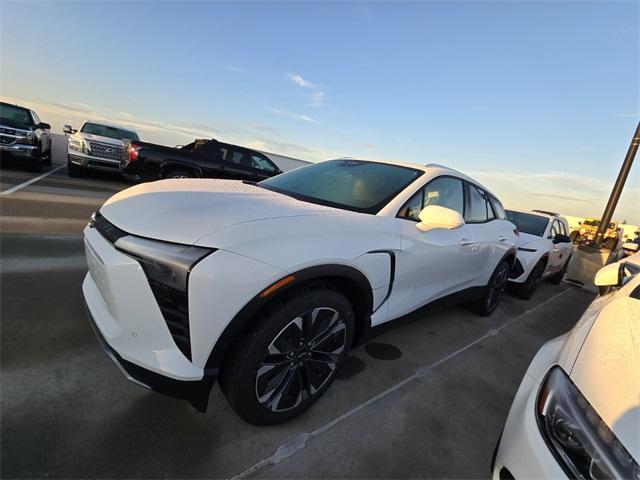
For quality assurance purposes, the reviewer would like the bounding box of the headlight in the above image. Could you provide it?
[537,367,640,479]
[69,138,87,153]
[114,235,214,292]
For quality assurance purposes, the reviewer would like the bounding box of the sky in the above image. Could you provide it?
[1,0,639,224]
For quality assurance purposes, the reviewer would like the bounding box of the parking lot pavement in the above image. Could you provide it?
[1,144,596,478]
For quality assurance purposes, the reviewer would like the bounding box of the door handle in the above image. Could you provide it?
[459,238,474,246]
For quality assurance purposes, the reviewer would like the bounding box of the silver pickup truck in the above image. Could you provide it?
[0,101,52,172]
[64,121,139,177]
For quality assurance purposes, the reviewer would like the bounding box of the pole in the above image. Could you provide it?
[594,121,640,247]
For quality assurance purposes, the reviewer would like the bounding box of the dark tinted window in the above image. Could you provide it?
[81,123,139,141]
[466,184,489,223]
[259,159,423,214]
[0,104,33,128]
[250,154,278,173]
[506,210,549,236]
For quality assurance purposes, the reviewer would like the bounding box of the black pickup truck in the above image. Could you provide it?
[120,138,283,181]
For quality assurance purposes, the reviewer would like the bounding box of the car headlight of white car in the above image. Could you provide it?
[115,235,214,292]
[537,367,640,479]
[69,138,88,153]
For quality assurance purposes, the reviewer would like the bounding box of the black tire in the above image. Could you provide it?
[29,156,43,173]
[67,159,83,178]
[569,231,580,244]
[165,170,193,179]
[513,260,545,300]
[547,257,570,285]
[220,286,355,425]
[471,260,510,316]
[603,237,617,251]
[43,150,52,165]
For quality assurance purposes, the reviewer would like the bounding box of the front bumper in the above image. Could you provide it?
[69,153,120,171]
[86,304,216,411]
[492,372,567,479]
[82,226,216,411]
[0,143,38,159]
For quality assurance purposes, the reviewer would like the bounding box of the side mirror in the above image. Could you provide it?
[594,263,623,293]
[553,234,571,244]
[38,122,51,130]
[417,205,464,232]
[63,124,74,134]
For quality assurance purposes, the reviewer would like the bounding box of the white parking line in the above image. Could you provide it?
[1,165,66,196]
[231,288,572,479]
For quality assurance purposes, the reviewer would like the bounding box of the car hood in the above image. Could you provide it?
[77,133,124,146]
[568,293,640,462]
[516,231,544,247]
[99,179,346,245]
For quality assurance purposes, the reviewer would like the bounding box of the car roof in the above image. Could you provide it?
[330,158,499,198]
[83,120,137,133]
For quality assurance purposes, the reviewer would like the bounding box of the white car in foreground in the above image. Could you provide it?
[493,254,640,479]
[506,209,573,299]
[83,159,517,424]
[64,121,139,177]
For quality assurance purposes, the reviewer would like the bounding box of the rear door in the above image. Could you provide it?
[187,141,225,176]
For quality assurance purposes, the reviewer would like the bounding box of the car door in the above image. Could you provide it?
[389,176,476,318]
[461,182,501,287]
[222,147,257,180]
[546,219,565,273]
[247,153,280,180]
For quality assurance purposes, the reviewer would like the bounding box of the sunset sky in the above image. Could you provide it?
[1,1,638,223]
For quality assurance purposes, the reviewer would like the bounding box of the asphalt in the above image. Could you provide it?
[1,139,595,478]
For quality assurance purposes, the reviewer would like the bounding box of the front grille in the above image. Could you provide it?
[92,212,128,243]
[0,136,14,145]
[509,259,524,279]
[89,141,123,161]
[147,280,192,360]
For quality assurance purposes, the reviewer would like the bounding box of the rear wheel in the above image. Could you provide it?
[513,260,545,300]
[220,286,355,425]
[471,260,510,316]
[29,156,43,173]
[165,170,193,179]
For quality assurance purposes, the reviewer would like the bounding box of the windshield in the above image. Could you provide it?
[506,210,549,236]
[258,159,423,214]
[0,104,34,129]
[81,122,139,141]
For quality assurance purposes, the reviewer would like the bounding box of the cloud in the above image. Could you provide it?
[270,107,318,123]
[224,65,246,73]
[360,143,376,149]
[310,91,324,107]
[249,123,279,133]
[288,73,317,89]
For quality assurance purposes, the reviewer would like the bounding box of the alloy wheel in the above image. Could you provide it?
[255,307,346,413]
[487,264,509,311]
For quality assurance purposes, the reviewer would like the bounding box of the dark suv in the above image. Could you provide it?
[0,102,52,172]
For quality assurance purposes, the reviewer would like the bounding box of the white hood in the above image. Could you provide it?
[568,294,640,462]
[516,231,545,247]
[100,179,345,245]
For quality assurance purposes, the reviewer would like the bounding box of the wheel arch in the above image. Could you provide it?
[160,160,202,177]
[205,264,374,372]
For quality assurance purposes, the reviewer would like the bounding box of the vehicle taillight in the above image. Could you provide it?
[514,227,520,237]
[127,144,141,162]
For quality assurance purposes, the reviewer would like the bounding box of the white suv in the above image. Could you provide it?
[83,159,518,424]
[505,209,573,299]
[64,121,139,177]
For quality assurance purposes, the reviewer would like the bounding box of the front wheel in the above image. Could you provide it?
[471,260,510,316]
[513,260,545,300]
[165,170,193,179]
[67,159,83,178]
[220,286,355,425]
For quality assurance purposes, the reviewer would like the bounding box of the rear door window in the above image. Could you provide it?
[465,184,489,223]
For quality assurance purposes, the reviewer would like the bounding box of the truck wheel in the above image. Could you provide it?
[220,286,355,425]
[67,159,83,178]
[165,170,193,179]
[471,260,510,316]
[29,156,44,173]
